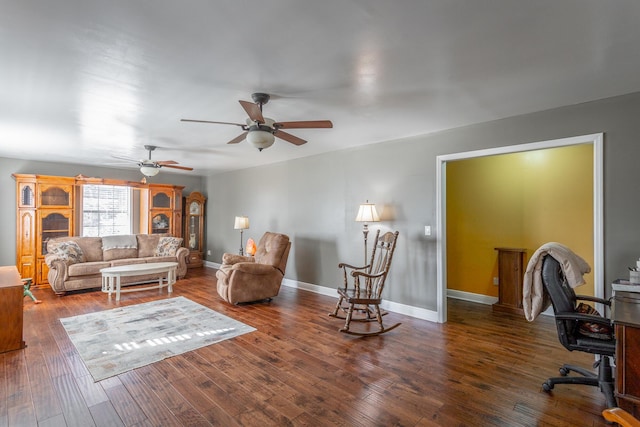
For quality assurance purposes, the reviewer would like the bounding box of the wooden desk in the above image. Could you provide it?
[612,291,640,415]
[0,266,25,353]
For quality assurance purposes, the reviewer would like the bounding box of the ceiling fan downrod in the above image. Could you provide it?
[251,92,270,111]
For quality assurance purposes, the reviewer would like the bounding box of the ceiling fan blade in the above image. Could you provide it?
[156,160,178,166]
[181,119,246,127]
[227,132,248,144]
[275,120,333,129]
[274,130,307,146]
[239,100,265,123]
[161,164,193,171]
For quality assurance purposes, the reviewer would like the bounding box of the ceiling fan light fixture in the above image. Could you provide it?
[246,130,275,151]
[140,164,160,176]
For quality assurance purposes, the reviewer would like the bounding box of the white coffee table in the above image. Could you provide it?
[100,262,178,302]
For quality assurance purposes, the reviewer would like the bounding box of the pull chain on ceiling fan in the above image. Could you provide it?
[181,93,333,151]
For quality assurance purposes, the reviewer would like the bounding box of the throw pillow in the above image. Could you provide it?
[48,240,86,265]
[576,302,613,340]
[154,236,183,257]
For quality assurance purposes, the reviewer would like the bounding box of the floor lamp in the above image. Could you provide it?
[355,201,380,265]
[234,216,249,255]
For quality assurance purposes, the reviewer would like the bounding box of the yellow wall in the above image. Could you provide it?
[446,144,594,297]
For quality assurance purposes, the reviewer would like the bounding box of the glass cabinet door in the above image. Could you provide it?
[19,183,35,208]
[40,212,71,255]
[151,191,171,208]
[39,185,73,208]
[151,213,170,234]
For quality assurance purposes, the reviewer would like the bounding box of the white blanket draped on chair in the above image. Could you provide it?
[522,242,591,321]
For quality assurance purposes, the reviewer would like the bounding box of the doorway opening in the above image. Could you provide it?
[436,133,604,323]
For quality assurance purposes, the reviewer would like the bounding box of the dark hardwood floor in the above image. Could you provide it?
[2,267,613,426]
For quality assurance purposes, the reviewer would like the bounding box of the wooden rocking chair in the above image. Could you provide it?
[329,230,400,336]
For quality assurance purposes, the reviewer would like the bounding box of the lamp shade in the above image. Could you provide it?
[234,216,250,230]
[355,201,380,223]
[246,130,275,151]
[140,165,160,176]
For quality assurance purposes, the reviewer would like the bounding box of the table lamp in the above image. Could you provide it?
[355,200,380,264]
[234,216,250,255]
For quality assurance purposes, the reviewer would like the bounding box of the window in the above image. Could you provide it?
[82,185,132,236]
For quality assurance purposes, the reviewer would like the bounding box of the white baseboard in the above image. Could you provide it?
[446,289,553,317]
[281,277,336,297]
[204,264,550,320]
[282,278,440,323]
[446,289,499,305]
[206,263,441,323]
[205,261,221,269]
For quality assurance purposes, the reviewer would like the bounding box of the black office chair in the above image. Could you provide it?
[540,255,616,408]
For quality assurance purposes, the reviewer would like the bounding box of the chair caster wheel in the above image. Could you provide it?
[559,367,569,376]
[542,381,554,392]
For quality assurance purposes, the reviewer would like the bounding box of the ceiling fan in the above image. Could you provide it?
[181,93,333,151]
[112,145,194,177]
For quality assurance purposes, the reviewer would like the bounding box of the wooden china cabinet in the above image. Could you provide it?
[140,184,183,237]
[184,191,206,268]
[13,174,75,285]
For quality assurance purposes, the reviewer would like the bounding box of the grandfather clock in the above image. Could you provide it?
[184,192,206,268]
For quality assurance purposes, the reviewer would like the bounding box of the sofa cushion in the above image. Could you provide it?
[49,236,103,262]
[48,241,85,265]
[111,258,147,267]
[103,247,138,261]
[137,234,163,257]
[155,237,183,257]
[102,235,138,261]
[142,256,176,264]
[68,261,111,277]
[74,237,104,262]
[102,235,138,250]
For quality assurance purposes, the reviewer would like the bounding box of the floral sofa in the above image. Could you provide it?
[45,234,188,295]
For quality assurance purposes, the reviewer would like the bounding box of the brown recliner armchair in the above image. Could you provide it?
[216,232,291,304]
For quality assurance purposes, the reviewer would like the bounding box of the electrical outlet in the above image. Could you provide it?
[207,250,211,256]
[424,225,431,236]
[493,277,499,285]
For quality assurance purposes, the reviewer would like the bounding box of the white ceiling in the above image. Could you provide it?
[2,1,640,176]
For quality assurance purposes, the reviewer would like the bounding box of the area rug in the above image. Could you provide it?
[60,296,256,382]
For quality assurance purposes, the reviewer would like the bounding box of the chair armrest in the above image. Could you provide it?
[555,312,613,326]
[44,254,64,268]
[44,254,66,268]
[351,270,386,279]
[222,253,255,265]
[230,262,277,275]
[44,255,69,292]
[576,294,611,306]
[338,262,368,270]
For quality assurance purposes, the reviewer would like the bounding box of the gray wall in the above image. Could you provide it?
[206,91,640,312]
[0,158,206,265]
[3,92,640,313]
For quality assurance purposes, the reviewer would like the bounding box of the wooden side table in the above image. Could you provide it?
[492,248,526,315]
[0,266,26,353]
